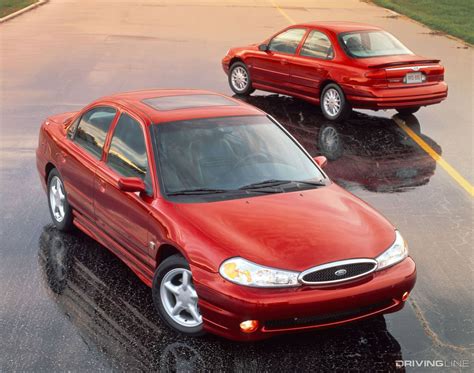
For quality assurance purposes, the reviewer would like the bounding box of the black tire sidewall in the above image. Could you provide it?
[228,62,254,96]
[396,107,420,115]
[320,83,351,121]
[152,254,205,336]
[47,169,73,232]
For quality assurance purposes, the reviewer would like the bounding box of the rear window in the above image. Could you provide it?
[142,94,237,111]
[339,30,412,58]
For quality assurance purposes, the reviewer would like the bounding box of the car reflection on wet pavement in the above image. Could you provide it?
[39,225,404,372]
[239,95,440,193]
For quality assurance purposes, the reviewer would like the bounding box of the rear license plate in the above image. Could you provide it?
[404,72,423,84]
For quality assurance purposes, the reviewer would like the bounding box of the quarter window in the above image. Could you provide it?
[73,107,116,159]
[300,30,334,59]
[107,113,151,192]
[268,28,306,54]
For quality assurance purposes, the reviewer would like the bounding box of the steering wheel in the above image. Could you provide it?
[232,152,270,170]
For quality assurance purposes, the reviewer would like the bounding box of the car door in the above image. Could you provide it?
[94,110,155,272]
[61,106,117,221]
[249,28,307,89]
[289,29,335,96]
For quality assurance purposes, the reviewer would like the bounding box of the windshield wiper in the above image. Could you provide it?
[239,179,326,190]
[167,188,230,196]
[238,179,291,190]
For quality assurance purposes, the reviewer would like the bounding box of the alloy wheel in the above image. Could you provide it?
[323,88,342,117]
[160,268,202,328]
[231,66,249,91]
[49,176,66,222]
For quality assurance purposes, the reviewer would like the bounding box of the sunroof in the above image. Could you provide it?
[142,94,238,111]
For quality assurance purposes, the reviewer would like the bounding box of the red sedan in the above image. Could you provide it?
[222,22,448,121]
[36,89,416,341]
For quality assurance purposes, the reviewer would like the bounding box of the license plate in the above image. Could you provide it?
[404,72,423,84]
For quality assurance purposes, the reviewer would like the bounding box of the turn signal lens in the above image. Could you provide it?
[240,320,259,333]
[402,291,410,302]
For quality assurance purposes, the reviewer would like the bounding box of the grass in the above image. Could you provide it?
[373,0,473,45]
[0,0,37,18]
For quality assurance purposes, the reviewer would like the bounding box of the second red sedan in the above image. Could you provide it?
[222,22,448,121]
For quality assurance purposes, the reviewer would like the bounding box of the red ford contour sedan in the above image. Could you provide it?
[222,22,447,121]
[36,89,416,341]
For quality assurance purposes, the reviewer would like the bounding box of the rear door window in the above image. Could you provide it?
[300,30,334,59]
[73,107,116,159]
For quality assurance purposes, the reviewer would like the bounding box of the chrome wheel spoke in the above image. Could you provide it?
[171,301,184,316]
[187,304,202,323]
[164,281,181,296]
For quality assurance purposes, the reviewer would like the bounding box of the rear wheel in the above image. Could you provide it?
[152,254,205,336]
[320,83,352,121]
[396,107,420,115]
[47,169,73,232]
[229,62,255,96]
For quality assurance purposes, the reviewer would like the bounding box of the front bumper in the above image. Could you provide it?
[344,82,448,109]
[222,55,231,74]
[192,257,416,341]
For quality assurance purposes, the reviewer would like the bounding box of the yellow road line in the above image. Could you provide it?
[269,0,474,197]
[270,0,296,24]
[394,118,474,197]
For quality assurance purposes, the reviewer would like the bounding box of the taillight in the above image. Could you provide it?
[365,69,386,79]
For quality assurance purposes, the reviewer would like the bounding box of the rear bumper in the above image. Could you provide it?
[193,257,416,341]
[345,82,448,109]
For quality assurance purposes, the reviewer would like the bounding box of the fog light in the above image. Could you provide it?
[240,320,259,333]
[402,291,410,302]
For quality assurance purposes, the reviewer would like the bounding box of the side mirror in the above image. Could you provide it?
[258,43,268,52]
[117,177,146,193]
[314,156,327,169]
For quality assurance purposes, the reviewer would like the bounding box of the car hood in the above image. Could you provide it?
[174,183,395,272]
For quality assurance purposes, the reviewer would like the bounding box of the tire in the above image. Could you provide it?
[47,168,73,232]
[228,62,255,96]
[320,83,352,122]
[396,107,420,115]
[318,124,344,161]
[152,254,205,336]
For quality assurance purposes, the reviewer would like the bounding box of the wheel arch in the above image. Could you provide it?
[45,162,56,183]
[155,243,186,268]
[319,79,339,98]
[229,57,244,68]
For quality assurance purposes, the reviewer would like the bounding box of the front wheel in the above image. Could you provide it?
[47,169,73,231]
[152,255,205,336]
[228,62,255,96]
[320,83,352,122]
[396,107,420,115]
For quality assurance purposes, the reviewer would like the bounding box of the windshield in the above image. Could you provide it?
[339,30,412,58]
[152,115,325,199]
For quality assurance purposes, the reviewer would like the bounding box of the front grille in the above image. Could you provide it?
[302,262,376,283]
[265,300,393,330]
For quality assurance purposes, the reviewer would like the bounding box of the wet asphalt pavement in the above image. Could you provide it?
[0,0,473,371]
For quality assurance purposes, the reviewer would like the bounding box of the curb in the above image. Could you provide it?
[0,0,48,24]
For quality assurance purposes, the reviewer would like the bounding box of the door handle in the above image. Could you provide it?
[281,59,288,65]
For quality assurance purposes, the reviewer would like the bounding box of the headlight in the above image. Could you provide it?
[375,230,408,270]
[219,257,300,288]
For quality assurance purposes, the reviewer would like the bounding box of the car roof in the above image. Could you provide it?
[98,89,264,124]
[293,21,382,34]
